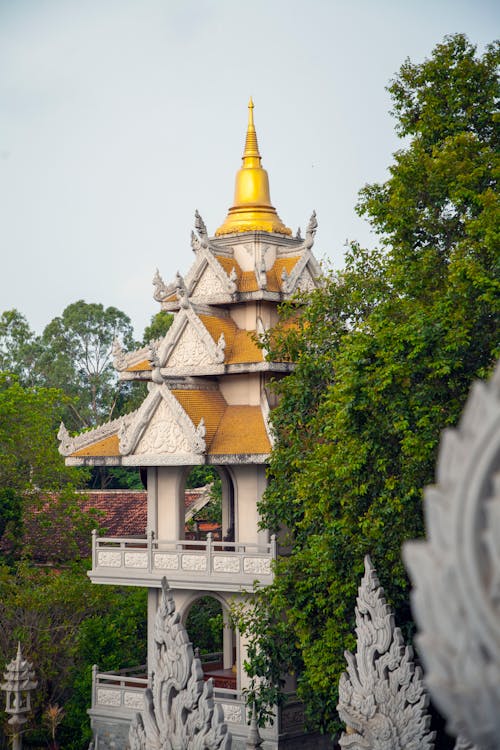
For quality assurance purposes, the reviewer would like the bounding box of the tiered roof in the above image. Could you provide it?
[60,101,321,467]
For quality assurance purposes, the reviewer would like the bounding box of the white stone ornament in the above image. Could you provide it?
[404,364,500,750]
[128,578,231,750]
[337,555,435,750]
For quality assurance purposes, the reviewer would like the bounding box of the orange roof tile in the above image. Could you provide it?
[72,434,120,457]
[127,359,151,372]
[227,330,263,364]
[210,406,271,455]
[172,389,227,444]
[239,271,259,292]
[214,254,243,281]
[199,314,238,347]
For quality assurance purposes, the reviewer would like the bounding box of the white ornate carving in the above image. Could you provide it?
[221,704,242,723]
[243,558,271,575]
[135,398,192,454]
[213,556,240,574]
[153,269,176,303]
[112,339,127,371]
[97,688,121,707]
[194,209,208,240]
[154,553,180,570]
[181,555,208,572]
[305,210,317,249]
[337,555,435,750]
[58,411,133,457]
[168,324,214,368]
[97,551,122,568]
[128,578,230,749]
[124,552,148,569]
[295,267,316,293]
[191,265,227,299]
[124,692,146,710]
[404,364,500,749]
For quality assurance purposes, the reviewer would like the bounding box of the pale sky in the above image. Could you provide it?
[0,0,498,340]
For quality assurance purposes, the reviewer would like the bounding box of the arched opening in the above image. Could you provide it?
[184,595,237,691]
[183,466,235,543]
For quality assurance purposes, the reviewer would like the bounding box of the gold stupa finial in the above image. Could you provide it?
[215,100,291,237]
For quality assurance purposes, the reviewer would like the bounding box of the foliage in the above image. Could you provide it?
[35,300,135,430]
[0,562,147,749]
[238,34,500,735]
[185,597,223,655]
[0,310,40,385]
[142,310,174,345]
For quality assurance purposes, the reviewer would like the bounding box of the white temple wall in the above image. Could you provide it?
[230,301,279,331]
[218,373,261,405]
[232,464,267,546]
[156,466,187,540]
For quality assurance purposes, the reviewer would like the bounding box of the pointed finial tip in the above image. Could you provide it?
[248,96,254,109]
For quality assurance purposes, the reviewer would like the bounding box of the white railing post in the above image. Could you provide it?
[271,534,277,559]
[92,664,98,709]
[206,532,213,573]
[91,529,97,570]
[148,529,154,573]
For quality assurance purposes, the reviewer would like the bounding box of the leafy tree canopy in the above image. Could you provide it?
[142,310,173,345]
[238,34,499,735]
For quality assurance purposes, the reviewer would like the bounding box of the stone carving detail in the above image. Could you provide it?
[243,558,271,576]
[58,411,132,457]
[153,269,175,303]
[404,364,500,749]
[213,556,240,574]
[221,704,242,724]
[194,209,208,240]
[124,693,145,710]
[337,555,435,750]
[191,264,228,299]
[154,553,180,570]
[97,551,122,568]
[124,552,148,569]
[305,210,317,249]
[168,324,214,369]
[181,555,208,572]
[97,689,121,707]
[135,399,192,455]
[295,268,316,293]
[128,578,231,749]
[112,339,128,371]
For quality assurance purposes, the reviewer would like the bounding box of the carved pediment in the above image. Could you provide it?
[157,305,225,373]
[119,385,206,457]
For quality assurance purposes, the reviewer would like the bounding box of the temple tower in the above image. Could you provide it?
[60,101,323,749]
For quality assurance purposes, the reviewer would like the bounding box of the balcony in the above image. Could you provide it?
[89,665,306,747]
[88,531,276,591]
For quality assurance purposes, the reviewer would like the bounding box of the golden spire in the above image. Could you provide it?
[215,99,291,236]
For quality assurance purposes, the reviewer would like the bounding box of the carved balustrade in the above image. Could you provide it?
[89,530,277,591]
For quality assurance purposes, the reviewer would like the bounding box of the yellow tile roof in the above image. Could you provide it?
[127,359,151,372]
[199,314,264,365]
[215,254,301,293]
[210,406,271,455]
[73,434,120,457]
[172,389,227,445]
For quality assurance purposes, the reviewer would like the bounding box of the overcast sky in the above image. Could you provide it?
[0,0,498,340]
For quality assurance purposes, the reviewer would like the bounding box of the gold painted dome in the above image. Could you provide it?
[215,99,291,237]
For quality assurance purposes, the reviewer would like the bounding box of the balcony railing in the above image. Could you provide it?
[89,665,306,740]
[89,531,277,591]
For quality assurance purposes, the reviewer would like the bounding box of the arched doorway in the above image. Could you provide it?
[184,594,237,691]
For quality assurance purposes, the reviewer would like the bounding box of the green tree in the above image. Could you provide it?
[238,34,499,736]
[0,310,40,385]
[142,310,173,345]
[36,300,135,430]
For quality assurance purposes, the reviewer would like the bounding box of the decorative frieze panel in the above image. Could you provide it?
[221,704,243,724]
[213,556,241,574]
[97,551,122,568]
[191,265,228,299]
[181,554,208,572]
[154,553,179,570]
[243,558,271,575]
[124,692,145,710]
[167,324,215,368]
[97,688,122,707]
[123,552,148,569]
[135,398,192,454]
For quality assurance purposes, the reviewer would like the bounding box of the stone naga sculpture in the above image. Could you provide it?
[404,363,500,750]
[337,555,435,749]
[128,577,231,750]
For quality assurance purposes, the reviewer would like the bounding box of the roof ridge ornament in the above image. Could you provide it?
[215,100,292,237]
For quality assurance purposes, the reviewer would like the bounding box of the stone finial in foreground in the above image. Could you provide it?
[337,556,434,749]
[404,363,500,749]
[128,577,231,750]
